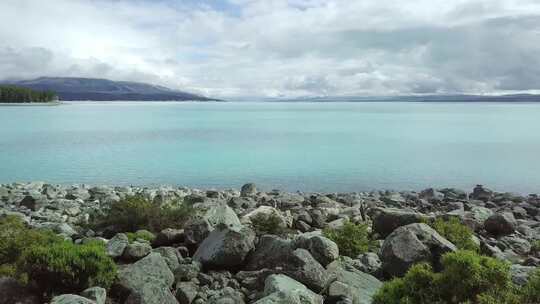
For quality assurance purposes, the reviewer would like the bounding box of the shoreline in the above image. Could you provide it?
[0,101,63,106]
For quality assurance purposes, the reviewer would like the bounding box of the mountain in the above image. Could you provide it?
[7,77,218,101]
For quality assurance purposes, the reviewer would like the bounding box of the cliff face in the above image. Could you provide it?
[8,77,217,101]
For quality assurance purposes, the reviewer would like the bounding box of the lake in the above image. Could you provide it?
[1,101,539,193]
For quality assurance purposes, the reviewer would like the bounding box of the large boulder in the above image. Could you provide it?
[282,248,329,292]
[326,258,382,304]
[193,227,256,268]
[184,217,213,245]
[106,233,129,258]
[242,206,289,229]
[81,287,107,304]
[380,223,457,277]
[153,228,184,247]
[484,212,517,236]
[123,242,152,262]
[254,274,323,304]
[50,295,95,304]
[293,234,339,266]
[470,185,493,201]
[370,208,427,238]
[246,235,293,271]
[115,253,177,304]
[203,202,242,230]
[241,183,257,197]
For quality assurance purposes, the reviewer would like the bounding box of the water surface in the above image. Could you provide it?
[1,101,539,193]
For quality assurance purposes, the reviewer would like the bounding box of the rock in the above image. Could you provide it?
[153,228,184,247]
[283,248,328,292]
[484,212,517,236]
[246,235,293,271]
[123,242,152,261]
[184,217,213,245]
[470,185,493,201]
[0,276,40,304]
[500,236,532,255]
[241,183,257,197]
[115,253,176,304]
[19,195,45,211]
[419,188,444,202]
[293,234,339,266]
[356,252,382,276]
[153,247,182,272]
[510,265,537,286]
[258,274,323,304]
[326,258,383,304]
[81,287,107,304]
[380,223,457,277]
[50,294,96,304]
[106,233,129,258]
[174,261,201,282]
[371,208,427,238]
[193,227,255,268]
[204,201,242,230]
[242,206,288,229]
[176,282,198,304]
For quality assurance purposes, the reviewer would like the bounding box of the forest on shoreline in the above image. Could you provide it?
[0,85,57,103]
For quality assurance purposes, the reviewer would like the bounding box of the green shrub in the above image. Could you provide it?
[323,221,376,257]
[521,269,540,304]
[18,241,117,296]
[373,250,521,304]
[91,195,196,233]
[531,240,540,254]
[431,217,479,251]
[126,230,155,243]
[250,211,286,235]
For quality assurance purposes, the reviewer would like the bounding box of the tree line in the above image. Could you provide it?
[0,85,58,103]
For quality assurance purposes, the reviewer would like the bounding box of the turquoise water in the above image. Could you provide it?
[1,101,539,193]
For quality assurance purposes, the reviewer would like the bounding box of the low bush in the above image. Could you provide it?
[250,211,287,235]
[531,240,540,254]
[18,241,117,296]
[91,195,196,233]
[323,221,376,257]
[431,217,479,251]
[372,250,538,304]
[126,230,155,243]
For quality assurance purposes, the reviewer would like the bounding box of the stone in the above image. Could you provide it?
[242,206,288,229]
[81,287,107,304]
[380,223,457,277]
[153,228,184,247]
[50,295,96,304]
[175,262,201,282]
[176,282,198,304]
[326,258,383,304]
[246,235,293,271]
[260,274,323,304]
[106,233,129,258]
[470,185,493,201]
[153,247,182,272]
[356,252,382,275]
[282,248,328,292]
[371,207,427,238]
[484,212,517,236]
[203,202,242,230]
[123,242,152,261]
[293,234,339,266]
[241,183,257,197]
[510,265,537,286]
[184,217,213,245]
[193,227,255,268]
[116,253,176,304]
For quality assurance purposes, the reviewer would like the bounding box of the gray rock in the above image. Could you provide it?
[283,248,328,292]
[484,212,517,236]
[184,217,213,245]
[246,235,293,271]
[153,228,184,247]
[153,247,182,272]
[175,261,201,282]
[380,223,457,277]
[258,274,323,304]
[116,253,176,304]
[357,252,382,275]
[203,202,241,230]
[470,185,493,201]
[371,207,427,238]
[193,227,255,268]
[176,282,198,304]
[293,234,339,266]
[81,287,106,304]
[106,233,129,258]
[123,242,152,261]
[206,287,245,304]
[50,295,95,304]
[326,258,383,304]
[241,183,257,197]
[510,265,537,286]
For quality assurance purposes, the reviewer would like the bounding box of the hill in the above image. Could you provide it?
[7,77,217,101]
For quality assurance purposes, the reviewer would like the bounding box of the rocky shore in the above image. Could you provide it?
[0,182,539,304]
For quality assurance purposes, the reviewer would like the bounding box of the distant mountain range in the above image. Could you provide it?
[4,77,217,101]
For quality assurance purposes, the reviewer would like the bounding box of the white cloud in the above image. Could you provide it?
[1,0,540,98]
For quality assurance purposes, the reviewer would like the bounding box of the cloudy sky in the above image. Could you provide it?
[1,0,540,98]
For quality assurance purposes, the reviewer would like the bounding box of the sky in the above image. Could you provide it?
[1,0,540,98]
